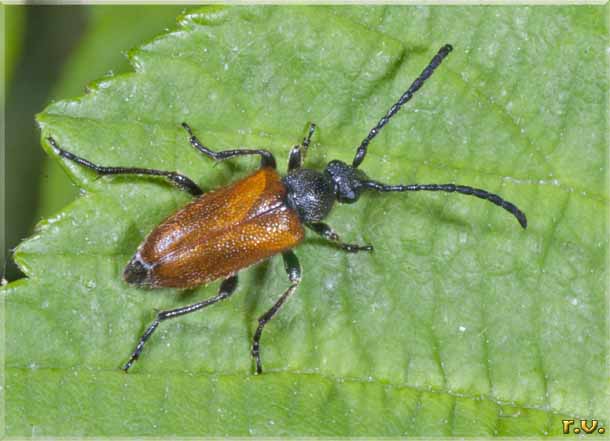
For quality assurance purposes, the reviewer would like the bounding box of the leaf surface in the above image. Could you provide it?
[37,5,190,220]
[4,5,608,436]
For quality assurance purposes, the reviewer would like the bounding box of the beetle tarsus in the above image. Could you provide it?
[307,222,373,253]
[122,276,239,372]
[181,122,194,136]
[342,244,374,253]
[122,358,136,373]
[251,251,301,375]
[123,318,160,372]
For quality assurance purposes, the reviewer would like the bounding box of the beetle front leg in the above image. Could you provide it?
[307,222,374,253]
[252,250,301,374]
[47,137,203,196]
[182,123,277,169]
[287,123,317,171]
[122,275,239,372]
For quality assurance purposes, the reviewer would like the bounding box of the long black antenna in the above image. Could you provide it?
[364,181,527,229]
[352,44,453,168]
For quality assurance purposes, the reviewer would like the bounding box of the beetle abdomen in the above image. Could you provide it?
[124,167,304,289]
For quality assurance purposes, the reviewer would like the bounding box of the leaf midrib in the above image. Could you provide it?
[6,364,564,418]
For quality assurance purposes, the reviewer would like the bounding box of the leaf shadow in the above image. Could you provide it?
[419,203,473,230]
[242,259,272,339]
[176,287,199,302]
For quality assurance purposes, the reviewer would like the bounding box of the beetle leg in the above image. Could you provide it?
[287,123,316,171]
[307,222,374,253]
[122,275,239,372]
[47,137,203,196]
[182,123,277,169]
[252,250,301,375]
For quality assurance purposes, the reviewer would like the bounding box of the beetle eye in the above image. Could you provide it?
[324,160,367,204]
[337,189,359,204]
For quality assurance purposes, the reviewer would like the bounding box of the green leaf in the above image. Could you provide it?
[4,5,608,436]
[36,5,191,221]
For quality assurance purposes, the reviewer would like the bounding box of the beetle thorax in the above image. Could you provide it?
[282,168,335,223]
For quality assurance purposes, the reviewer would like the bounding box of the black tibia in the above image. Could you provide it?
[251,250,301,375]
[182,122,277,169]
[364,181,528,229]
[122,275,239,372]
[288,123,317,171]
[307,222,374,253]
[47,137,203,196]
[352,44,453,169]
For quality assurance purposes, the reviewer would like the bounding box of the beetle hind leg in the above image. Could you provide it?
[122,275,239,372]
[252,250,301,374]
[46,137,203,196]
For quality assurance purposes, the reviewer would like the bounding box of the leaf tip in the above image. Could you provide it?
[179,5,229,27]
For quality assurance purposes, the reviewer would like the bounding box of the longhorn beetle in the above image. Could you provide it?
[46,44,527,374]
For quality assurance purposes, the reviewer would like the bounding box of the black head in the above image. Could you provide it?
[324,160,369,204]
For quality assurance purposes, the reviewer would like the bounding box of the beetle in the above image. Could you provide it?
[46,44,527,374]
